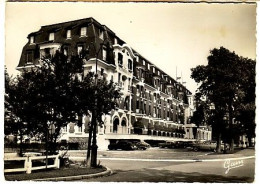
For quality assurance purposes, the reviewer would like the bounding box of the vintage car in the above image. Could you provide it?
[133,141,150,150]
[192,141,224,152]
[158,141,178,149]
[175,141,196,148]
[108,141,138,151]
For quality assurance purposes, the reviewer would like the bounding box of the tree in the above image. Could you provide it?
[235,58,256,147]
[76,71,120,166]
[5,52,84,154]
[6,50,120,166]
[191,47,255,152]
[5,68,37,155]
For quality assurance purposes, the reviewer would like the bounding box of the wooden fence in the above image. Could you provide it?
[4,155,60,174]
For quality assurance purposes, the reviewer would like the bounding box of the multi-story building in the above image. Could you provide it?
[17,17,211,149]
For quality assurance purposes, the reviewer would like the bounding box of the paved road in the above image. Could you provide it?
[70,148,255,182]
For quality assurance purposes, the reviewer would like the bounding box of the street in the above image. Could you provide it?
[69,148,255,182]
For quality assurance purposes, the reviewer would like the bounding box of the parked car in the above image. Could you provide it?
[144,140,165,147]
[192,141,224,152]
[175,141,196,148]
[108,141,138,150]
[159,141,178,149]
[133,141,150,150]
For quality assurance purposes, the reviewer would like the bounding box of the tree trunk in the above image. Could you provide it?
[216,132,222,153]
[19,131,23,157]
[86,121,93,167]
[247,135,252,147]
[228,99,234,153]
[230,138,234,152]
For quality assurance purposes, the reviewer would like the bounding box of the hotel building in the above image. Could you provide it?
[17,17,211,149]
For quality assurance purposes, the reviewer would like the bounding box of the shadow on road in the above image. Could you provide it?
[88,168,254,183]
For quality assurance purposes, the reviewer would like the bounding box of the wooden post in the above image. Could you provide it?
[26,157,32,174]
[55,155,60,169]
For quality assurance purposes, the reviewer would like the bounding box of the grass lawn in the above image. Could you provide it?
[5,165,106,181]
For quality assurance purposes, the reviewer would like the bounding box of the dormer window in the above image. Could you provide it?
[49,32,54,41]
[66,30,71,39]
[114,38,118,44]
[80,27,87,37]
[99,29,104,39]
[26,51,33,64]
[29,36,34,44]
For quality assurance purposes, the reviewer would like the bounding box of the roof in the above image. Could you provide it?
[24,17,192,94]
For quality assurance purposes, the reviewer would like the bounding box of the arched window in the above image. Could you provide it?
[113,118,119,133]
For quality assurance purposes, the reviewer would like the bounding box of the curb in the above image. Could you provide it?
[34,167,113,181]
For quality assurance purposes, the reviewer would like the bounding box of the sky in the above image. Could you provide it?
[5,2,257,94]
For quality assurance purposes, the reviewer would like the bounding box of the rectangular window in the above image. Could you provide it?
[136,100,139,109]
[128,59,132,71]
[153,67,155,73]
[49,32,54,41]
[102,48,107,61]
[29,36,34,44]
[158,70,160,75]
[147,63,150,70]
[118,73,121,83]
[44,48,51,58]
[26,51,33,63]
[101,68,104,76]
[80,27,87,37]
[143,60,145,66]
[99,29,104,39]
[66,30,71,39]
[118,53,123,66]
[63,47,68,56]
[77,45,83,56]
